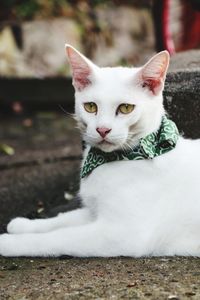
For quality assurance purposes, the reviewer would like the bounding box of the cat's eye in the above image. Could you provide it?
[117,104,135,114]
[84,102,97,113]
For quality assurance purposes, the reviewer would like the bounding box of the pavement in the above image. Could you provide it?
[0,257,200,299]
[0,50,200,299]
[0,114,82,228]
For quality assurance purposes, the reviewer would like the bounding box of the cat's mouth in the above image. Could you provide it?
[98,140,114,146]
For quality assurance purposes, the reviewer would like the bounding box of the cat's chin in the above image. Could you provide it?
[96,141,120,153]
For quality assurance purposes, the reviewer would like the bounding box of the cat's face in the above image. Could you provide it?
[66,45,169,152]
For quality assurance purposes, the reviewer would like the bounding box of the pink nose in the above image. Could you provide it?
[96,127,112,138]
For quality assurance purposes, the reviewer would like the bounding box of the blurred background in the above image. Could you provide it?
[0,0,154,78]
[0,1,199,109]
[0,0,199,226]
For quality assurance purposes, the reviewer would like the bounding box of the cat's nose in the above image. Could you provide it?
[96,127,112,138]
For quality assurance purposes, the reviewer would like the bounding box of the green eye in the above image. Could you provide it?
[84,102,97,113]
[117,104,135,114]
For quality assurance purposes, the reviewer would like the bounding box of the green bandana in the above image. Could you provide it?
[81,116,179,178]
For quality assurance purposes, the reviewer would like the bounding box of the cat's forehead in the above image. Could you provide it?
[90,66,141,99]
[75,66,143,105]
[88,67,138,102]
[96,66,139,82]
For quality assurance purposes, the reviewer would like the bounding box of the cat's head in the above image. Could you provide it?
[65,44,169,152]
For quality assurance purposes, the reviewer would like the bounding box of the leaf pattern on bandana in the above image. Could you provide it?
[81,116,179,178]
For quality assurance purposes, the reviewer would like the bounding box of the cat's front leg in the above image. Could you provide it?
[7,208,91,234]
[0,221,120,257]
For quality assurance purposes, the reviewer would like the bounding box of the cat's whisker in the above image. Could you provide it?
[123,142,133,152]
[59,105,76,120]
[83,133,99,140]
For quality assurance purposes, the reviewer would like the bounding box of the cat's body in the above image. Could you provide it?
[80,137,200,257]
[0,46,199,257]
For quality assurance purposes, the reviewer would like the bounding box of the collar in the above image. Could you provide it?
[81,116,179,179]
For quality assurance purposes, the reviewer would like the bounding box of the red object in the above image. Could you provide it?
[180,0,200,51]
[153,0,200,55]
[161,0,175,55]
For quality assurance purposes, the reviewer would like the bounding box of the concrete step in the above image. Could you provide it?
[165,50,200,139]
[0,114,81,226]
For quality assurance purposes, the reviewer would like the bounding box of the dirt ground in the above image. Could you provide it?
[0,256,200,300]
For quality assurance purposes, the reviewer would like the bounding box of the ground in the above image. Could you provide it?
[0,257,200,299]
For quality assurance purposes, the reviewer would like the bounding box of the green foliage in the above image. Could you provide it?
[0,0,117,21]
[15,0,40,19]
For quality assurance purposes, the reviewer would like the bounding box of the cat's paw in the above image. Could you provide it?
[7,217,33,234]
[0,234,15,256]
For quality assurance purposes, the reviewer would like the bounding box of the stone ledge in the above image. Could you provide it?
[169,50,200,72]
[164,69,200,139]
[164,50,200,139]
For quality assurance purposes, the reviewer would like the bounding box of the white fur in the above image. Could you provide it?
[0,47,199,257]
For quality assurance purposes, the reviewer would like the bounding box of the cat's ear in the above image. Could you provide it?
[139,51,170,95]
[65,44,97,91]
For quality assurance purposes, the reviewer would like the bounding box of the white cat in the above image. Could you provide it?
[0,45,200,257]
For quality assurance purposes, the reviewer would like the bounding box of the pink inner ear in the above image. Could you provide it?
[73,66,91,91]
[142,78,162,95]
[140,51,169,96]
[67,47,91,91]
